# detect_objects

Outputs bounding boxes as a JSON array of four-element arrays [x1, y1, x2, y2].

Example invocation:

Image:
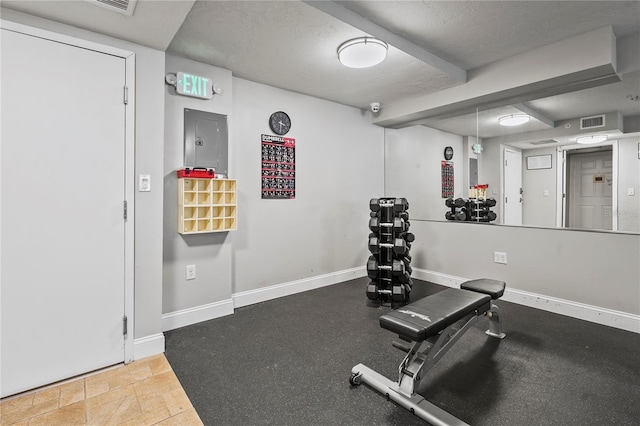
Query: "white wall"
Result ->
[[231, 78, 384, 294], [385, 125, 463, 221], [163, 55, 234, 319], [1, 9, 166, 344], [617, 137, 640, 233], [522, 146, 557, 227]]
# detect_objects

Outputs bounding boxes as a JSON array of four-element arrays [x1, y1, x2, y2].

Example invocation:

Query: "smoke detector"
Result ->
[[87, 0, 137, 16]]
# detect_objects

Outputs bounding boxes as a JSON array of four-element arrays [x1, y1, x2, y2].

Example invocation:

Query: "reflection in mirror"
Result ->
[[384, 70, 640, 234]]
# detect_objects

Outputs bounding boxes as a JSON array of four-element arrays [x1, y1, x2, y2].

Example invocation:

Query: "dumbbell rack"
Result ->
[[366, 198, 414, 306], [445, 197, 497, 223]]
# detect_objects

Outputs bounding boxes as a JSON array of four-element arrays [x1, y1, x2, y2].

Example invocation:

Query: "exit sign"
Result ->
[[176, 72, 212, 99]]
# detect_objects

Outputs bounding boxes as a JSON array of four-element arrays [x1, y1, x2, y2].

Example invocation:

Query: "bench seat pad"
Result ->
[[460, 278, 506, 299], [380, 289, 491, 341]]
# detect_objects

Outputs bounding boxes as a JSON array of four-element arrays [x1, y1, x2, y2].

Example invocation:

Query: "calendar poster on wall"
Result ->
[[261, 134, 296, 199], [441, 160, 454, 198]]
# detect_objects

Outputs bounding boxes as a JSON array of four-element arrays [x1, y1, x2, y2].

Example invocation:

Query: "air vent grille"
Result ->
[[580, 114, 605, 130], [88, 0, 137, 15], [530, 139, 558, 146]]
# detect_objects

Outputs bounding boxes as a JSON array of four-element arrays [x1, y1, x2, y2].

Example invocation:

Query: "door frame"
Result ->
[[556, 140, 618, 231], [1, 20, 136, 363]]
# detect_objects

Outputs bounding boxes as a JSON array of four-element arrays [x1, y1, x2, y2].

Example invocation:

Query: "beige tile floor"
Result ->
[[0, 354, 203, 426]]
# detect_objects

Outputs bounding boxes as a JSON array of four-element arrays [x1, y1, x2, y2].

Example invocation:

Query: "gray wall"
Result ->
[[2, 9, 166, 340], [163, 54, 234, 314], [409, 220, 640, 315], [385, 125, 463, 221], [231, 78, 384, 294]]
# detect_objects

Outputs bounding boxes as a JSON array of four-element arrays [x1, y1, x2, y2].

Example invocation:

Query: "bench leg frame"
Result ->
[[351, 363, 469, 426], [351, 302, 506, 425]]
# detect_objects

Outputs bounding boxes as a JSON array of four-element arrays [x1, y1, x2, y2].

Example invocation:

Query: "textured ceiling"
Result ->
[[3, 0, 639, 144]]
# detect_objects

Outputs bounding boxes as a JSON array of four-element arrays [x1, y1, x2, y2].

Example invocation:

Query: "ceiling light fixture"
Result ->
[[337, 37, 388, 68], [576, 135, 608, 144], [498, 114, 530, 126]]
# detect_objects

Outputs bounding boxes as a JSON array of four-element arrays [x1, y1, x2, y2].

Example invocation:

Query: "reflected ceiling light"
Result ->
[[576, 135, 608, 144], [498, 114, 530, 126], [337, 37, 388, 68]]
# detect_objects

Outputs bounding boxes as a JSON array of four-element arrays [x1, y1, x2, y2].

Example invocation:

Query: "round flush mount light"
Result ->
[[337, 37, 388, 68], [576, 135, 608, 144], [498, 114, 530, 126]]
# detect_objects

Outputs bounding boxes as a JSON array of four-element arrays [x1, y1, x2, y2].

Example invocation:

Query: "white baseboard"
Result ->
[[162, 299, 234, 332], [233, 267, 366, 308], [413, 268, 640, 334], [133, 333, 165, 360]]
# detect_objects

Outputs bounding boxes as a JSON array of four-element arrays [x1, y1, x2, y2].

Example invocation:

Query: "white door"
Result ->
[[503, 148, 523, 225], [566, 150, 613, 230], [1, 29, 127, 397]]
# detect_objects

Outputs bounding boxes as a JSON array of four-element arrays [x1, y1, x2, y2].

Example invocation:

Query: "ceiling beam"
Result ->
[[303, 0, 467, 82], [513, 103, 555, 128]]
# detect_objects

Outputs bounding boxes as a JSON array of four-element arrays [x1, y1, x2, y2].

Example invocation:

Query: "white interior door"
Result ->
[[503, 148, 523, 225], [1, 29, 127, 397], [566, 150, 613, 230]]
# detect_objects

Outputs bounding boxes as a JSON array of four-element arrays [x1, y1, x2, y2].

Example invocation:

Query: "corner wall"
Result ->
[[231, 78, 384, 296], [162, 55, 234, 328]]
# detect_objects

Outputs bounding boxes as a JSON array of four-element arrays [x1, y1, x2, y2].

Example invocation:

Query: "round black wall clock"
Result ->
[[444, 146, 454, 160], [269, 111, 291, 135]]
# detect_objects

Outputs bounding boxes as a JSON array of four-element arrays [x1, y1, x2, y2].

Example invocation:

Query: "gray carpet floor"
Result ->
[[164, 278, 640, 425]]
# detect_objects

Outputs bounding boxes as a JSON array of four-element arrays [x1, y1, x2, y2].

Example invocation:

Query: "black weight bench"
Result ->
[[350, 279, 506, 426]]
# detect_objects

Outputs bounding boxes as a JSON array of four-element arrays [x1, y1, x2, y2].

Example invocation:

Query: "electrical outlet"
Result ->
[[494, 252, 508, 264], [186, 264, 196, 280]]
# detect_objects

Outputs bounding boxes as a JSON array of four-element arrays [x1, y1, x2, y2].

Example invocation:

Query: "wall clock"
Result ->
[[269, 111, 291, 135], [444, 146, 454, 160]]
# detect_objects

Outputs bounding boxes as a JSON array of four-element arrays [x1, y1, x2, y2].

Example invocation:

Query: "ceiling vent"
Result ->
[[87, 0, 137, 16], [530, 139, 558, 146], [580, 114, 605, 130]]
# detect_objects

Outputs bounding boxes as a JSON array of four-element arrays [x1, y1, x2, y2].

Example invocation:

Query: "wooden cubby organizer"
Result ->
[[178, 178, 237, 234]]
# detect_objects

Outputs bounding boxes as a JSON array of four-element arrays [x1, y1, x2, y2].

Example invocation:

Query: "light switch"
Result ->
[[139, 174, 151, 192], [628, 188, 635, 196], [543, 189, 549, 197]]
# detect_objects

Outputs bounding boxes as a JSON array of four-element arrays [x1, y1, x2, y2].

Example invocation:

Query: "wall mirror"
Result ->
[[385, 70, 640, 234]]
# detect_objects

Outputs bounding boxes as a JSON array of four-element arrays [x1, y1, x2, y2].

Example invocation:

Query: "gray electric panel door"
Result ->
[[184, 109, 228, 176], [469, 158, 478, 187]]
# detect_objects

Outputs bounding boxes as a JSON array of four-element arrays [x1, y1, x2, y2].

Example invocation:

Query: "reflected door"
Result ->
[[504, 149, 523, 225], [566, 149, 613, 230]]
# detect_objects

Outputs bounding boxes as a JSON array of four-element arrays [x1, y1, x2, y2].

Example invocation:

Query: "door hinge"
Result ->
[[123, 315, 128, 336], [123, 86, 129, 105], [505, 196, 508, 203], [123, 200, 128, 220]]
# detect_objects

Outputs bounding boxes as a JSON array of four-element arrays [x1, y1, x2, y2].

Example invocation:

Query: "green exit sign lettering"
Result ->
[[176, 72, 212, 99]]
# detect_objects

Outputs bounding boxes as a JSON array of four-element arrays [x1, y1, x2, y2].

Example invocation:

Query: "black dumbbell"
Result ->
[[487, 211, 497, 221], [445, 198, 466, 208], [391, 259, 405, 275], [393, 198, 409, 213], [445, 211, 455, 220], [369, 211, 377, 218], [393, 238, 408, 255], [392, 218, 406, 233], [366, 282, 379, 300], [369, 198, 380, 212], [368, 237, 379, 254], [396, 271, 411, 284], [369, 217, 380, 232], [484, 198, 497, 207], [366, 256, 379, 279], [392, 284, 407, 302], [404, 232, 415, 243]]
